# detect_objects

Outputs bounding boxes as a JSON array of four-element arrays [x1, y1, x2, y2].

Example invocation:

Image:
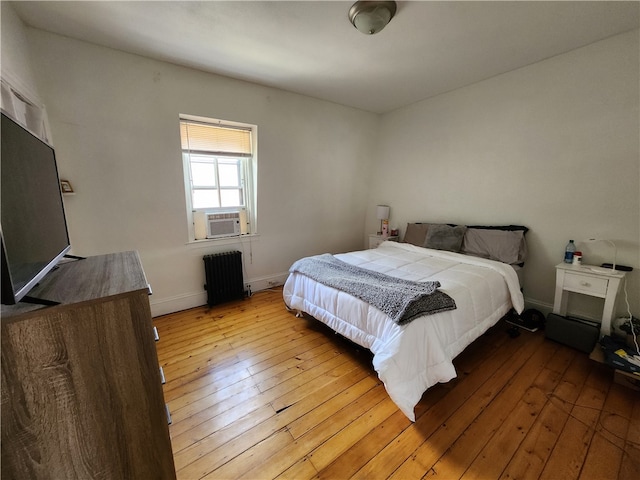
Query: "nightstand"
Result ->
[[553, 263, 626, 336], [368, 234, 399, 249]]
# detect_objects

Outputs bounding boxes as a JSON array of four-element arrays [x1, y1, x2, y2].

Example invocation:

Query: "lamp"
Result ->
[[376, 204, 390, 235], [582, 238, 617, 273], [348, 1, 397, 35]]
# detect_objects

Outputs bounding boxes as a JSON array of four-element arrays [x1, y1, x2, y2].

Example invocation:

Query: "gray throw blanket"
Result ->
[[290, 254, 456, 325]]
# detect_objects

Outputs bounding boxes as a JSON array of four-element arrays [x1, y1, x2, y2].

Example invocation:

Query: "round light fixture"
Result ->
[[348, 1, 397, 35]]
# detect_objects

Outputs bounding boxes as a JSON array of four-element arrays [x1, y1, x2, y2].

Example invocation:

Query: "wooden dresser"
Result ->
[[1, 251, 176, 479]]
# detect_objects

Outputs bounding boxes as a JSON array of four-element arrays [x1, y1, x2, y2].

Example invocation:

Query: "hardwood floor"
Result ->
[[154, 288, 640, 480]]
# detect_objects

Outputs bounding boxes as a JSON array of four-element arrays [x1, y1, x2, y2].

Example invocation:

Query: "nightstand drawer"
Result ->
[[564, 273, 608, 296]]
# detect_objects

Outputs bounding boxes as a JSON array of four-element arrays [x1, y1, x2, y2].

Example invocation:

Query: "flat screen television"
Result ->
[[1, 111, 71, 305]]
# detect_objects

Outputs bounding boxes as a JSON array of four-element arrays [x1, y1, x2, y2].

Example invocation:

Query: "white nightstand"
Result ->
[[553, 263, 626, 336], [368, 234, 399, 249]]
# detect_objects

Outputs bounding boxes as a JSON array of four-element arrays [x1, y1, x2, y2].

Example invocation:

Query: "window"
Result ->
[[188, 154, 243, 209], [180, 115, 257, 239], [1, 78, 50, 142]]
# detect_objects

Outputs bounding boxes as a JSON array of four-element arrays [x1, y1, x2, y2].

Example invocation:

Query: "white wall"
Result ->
[[369, 30, 640, 319], [3, 4, 638, 321], [0, 2, 40, 100], [21, 28, 378, 316]]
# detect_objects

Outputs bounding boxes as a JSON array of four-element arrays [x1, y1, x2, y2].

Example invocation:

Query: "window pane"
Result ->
[[220, 189, 243, 207], [218, 162, 239, 187], [193, 190, 219, 209], [191, 162, 217, 187]]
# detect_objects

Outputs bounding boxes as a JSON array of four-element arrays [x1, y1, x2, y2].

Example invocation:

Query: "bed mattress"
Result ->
[[283, 241, 524, 421]]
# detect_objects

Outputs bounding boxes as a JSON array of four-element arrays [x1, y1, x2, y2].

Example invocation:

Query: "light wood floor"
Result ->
[[154, 288, 640, 480]]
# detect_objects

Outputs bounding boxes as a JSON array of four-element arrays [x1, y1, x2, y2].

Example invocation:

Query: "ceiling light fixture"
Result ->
[[348, 1, 397, 35]]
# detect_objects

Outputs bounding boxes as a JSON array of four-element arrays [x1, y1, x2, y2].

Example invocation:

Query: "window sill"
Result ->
[[186, 233, 259, 248]]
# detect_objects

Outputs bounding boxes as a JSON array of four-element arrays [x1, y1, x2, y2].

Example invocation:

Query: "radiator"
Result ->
[[203, 251, 244, 306]]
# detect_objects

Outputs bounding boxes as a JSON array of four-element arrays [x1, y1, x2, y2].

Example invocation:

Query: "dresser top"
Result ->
[[555, 262, 625, 278], [2, 251, 149, 319]]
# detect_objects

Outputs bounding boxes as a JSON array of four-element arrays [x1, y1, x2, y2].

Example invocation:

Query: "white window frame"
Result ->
[[1, 76, 51, 143], [180, 114, 258, 242], [187, 154, 245, 210]]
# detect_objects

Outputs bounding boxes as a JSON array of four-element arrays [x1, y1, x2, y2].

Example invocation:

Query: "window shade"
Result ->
[[180, 120, 252, 157]]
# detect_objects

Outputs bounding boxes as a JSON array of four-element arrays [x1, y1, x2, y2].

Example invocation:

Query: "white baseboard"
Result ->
[[150, 272, 290, 318], [245, 272, 289, 295], [523, 297, 553, 316], [154, 281, 569, 322], [150, 291, 207, 318]]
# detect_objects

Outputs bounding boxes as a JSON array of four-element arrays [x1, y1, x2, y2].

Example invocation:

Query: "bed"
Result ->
[[283, 223, 527, 421]]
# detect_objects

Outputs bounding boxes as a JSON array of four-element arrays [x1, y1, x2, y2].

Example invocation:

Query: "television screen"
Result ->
[[1, 112, 71, 304]]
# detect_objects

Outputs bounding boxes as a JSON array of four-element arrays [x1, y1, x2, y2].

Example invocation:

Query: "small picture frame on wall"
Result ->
[[60, 180, 75, 195]]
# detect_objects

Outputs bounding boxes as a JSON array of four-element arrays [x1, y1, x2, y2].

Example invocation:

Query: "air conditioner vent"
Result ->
[[194, 209, 248, 239]]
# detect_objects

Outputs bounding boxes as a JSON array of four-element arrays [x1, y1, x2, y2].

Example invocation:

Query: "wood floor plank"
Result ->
[[179, 382, 386, 480], [170, 356, 369, 452], [307, 396, 400, 472], [268, 355, 364, 413], [174, 369, 374, 475], [273, 457, 318, 480], [160, 317, 309, 375], [161, 324, 324, 393], [619, 395, 640, 480], [172, 361, 369, 455], [156, 299, 283, 353], [169, 375, 259, 424], [254, 344, 341, 393], [498, 347, 583, 480], [315, 409, 411, 480], [460, 361, 564, 479], [363, 330, 544, 480], [538, 359, 611, 480], [153, 288, 639, 480], [239, 384, 391, 479], [285, 376, 380, 439], [580, 382, 635, 479], [168, 382, 267, 440], [175, 413, 286, 479], [172, 404, 276, 470], [388, 331, 551, 480], [158, 313, 287, 366], [159, 301, 301, 353], [164, 364, 253, 406], [202, 428, 295, 480], [248, 337, 335, 377]]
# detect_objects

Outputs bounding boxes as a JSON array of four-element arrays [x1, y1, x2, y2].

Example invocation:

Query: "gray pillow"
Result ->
[[424, 224, 467, 252], [403, 223, 430, 246], [461, 228, 525, 265]]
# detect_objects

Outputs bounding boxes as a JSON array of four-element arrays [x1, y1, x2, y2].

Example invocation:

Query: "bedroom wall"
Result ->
[[369, 29, 640, 320], [0, 3, 39, 99], [19, 26, 378, 316], [4, 5, 638, 322]]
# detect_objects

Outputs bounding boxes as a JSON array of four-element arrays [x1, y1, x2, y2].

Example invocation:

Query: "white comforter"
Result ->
[[283, 241, 524, 421]]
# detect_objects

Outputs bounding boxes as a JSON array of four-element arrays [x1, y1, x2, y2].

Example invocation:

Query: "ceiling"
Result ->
[[11, 1, 640, 114]]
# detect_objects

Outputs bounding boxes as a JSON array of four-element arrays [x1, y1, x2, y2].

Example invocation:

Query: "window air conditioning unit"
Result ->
[[194, 210, 248, 239]]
